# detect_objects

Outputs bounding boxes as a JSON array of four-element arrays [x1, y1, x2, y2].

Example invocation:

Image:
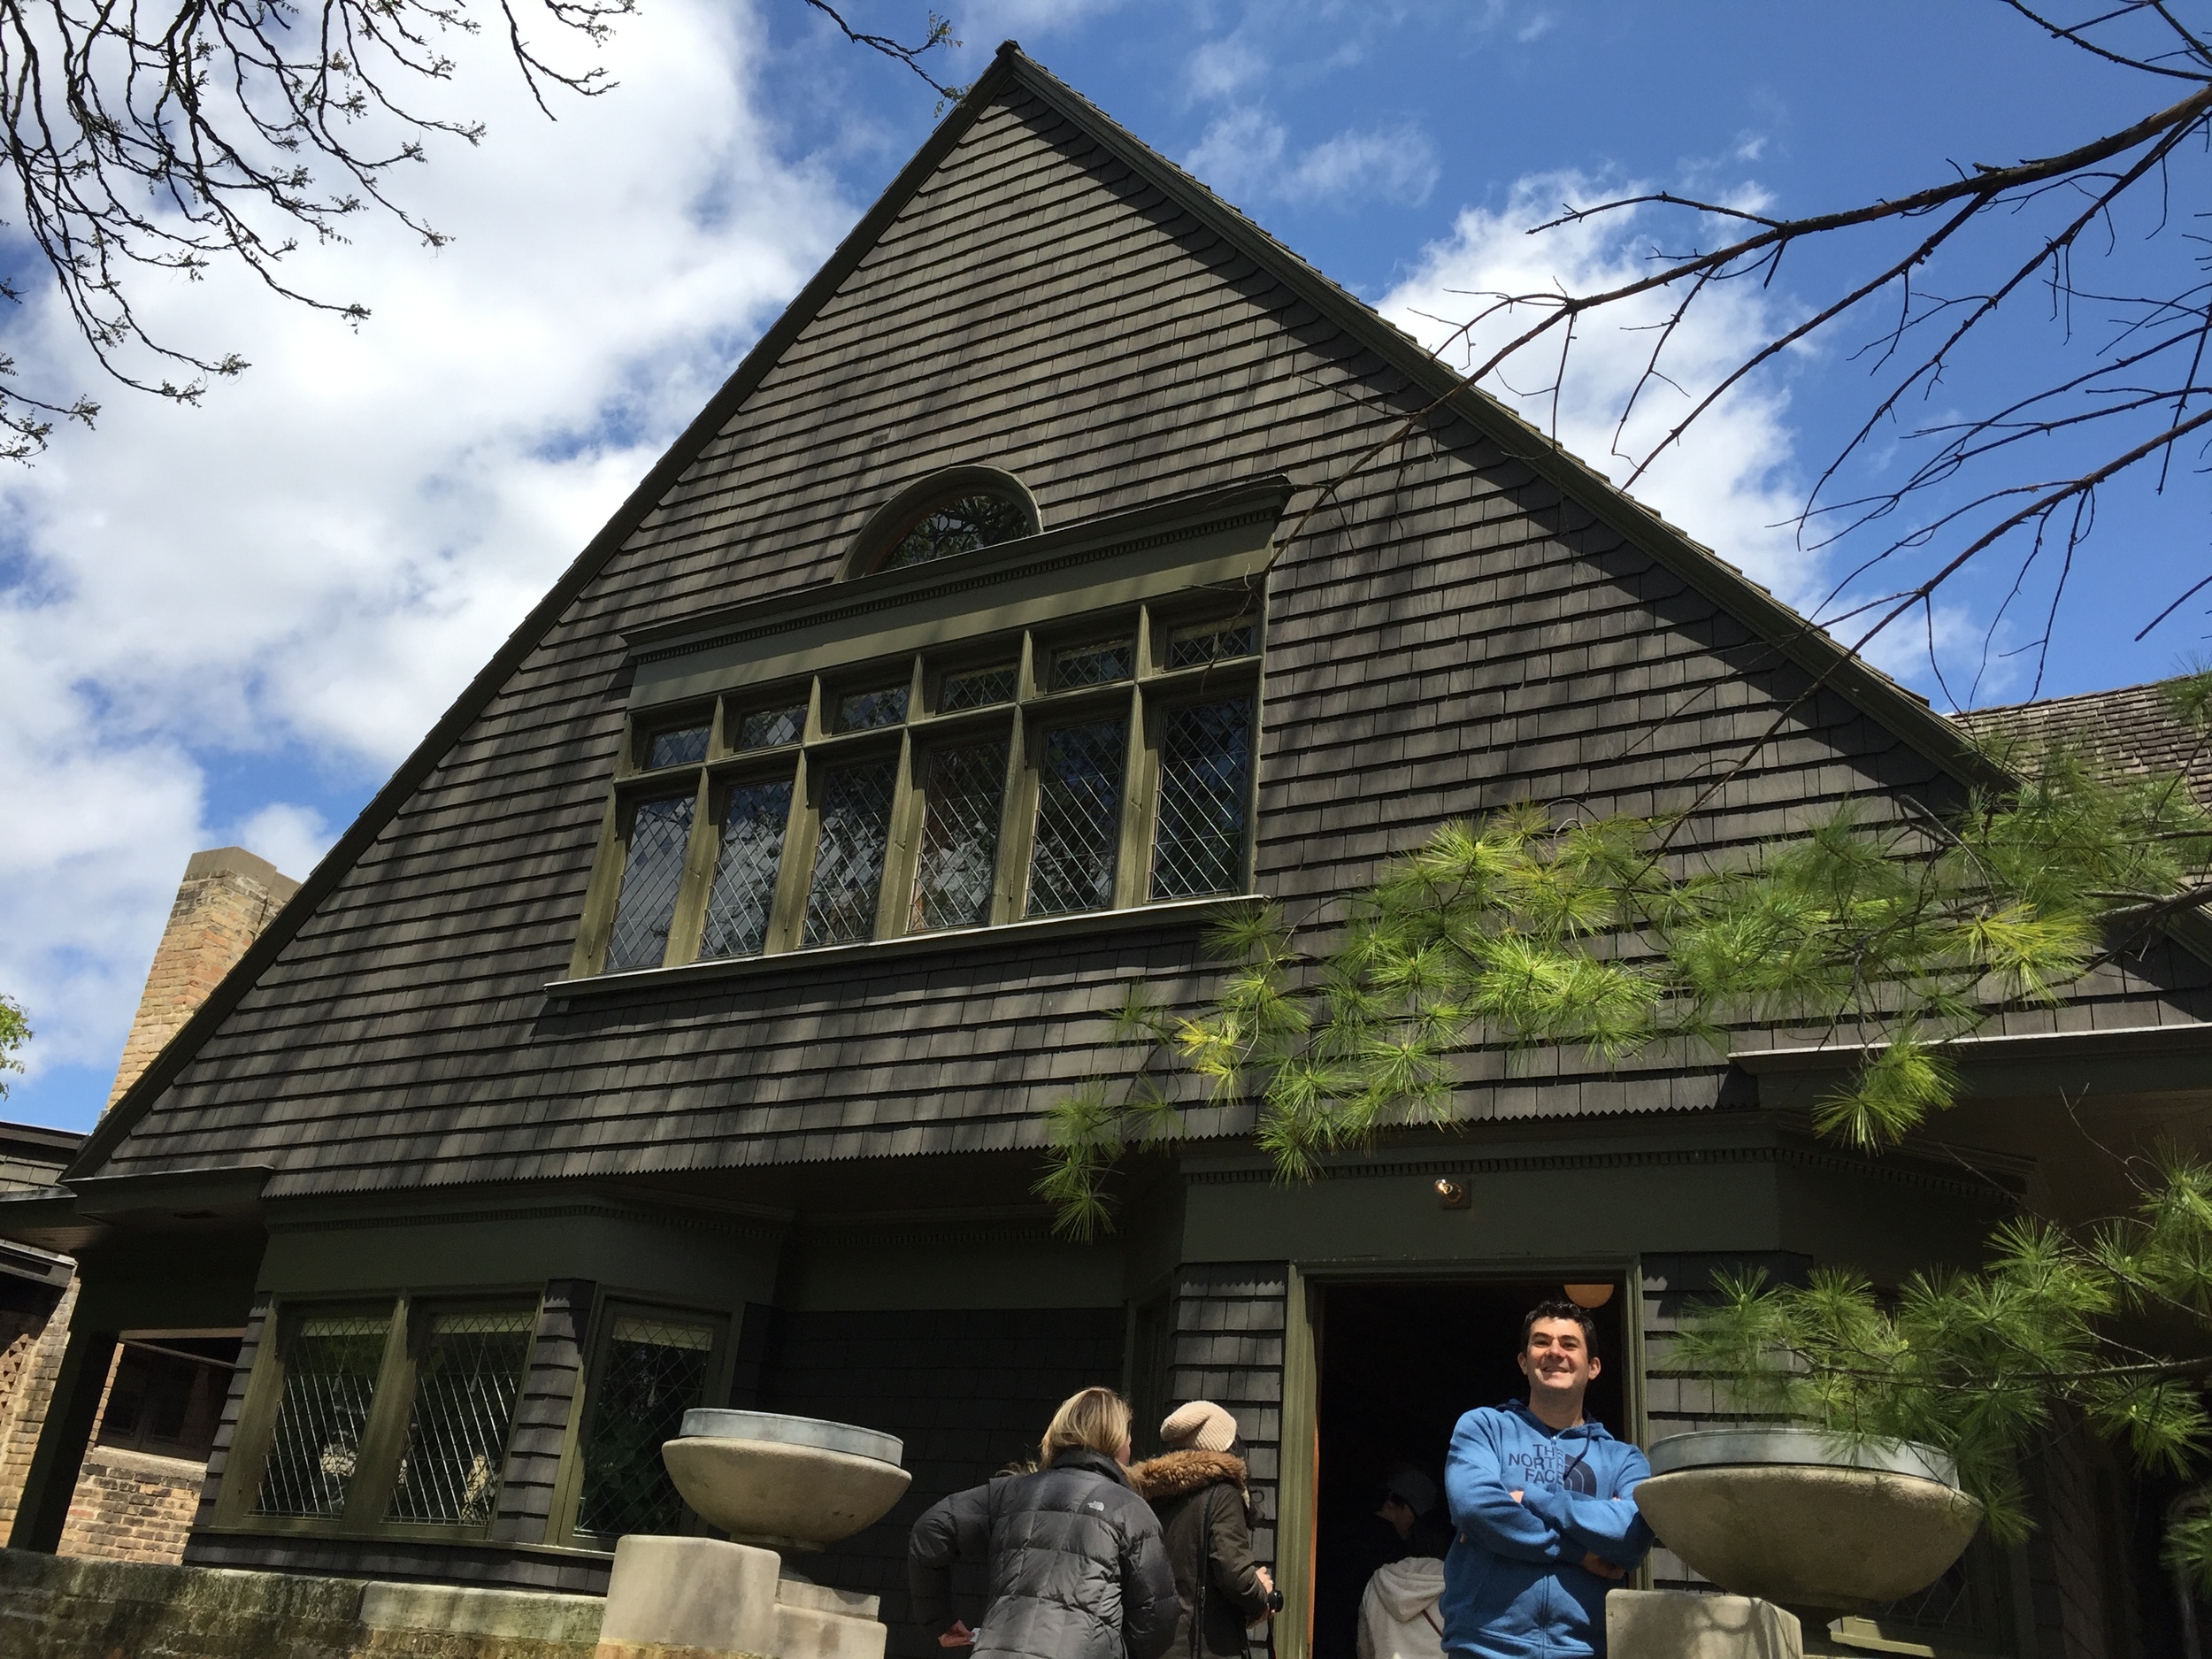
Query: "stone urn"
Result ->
[[660, 1408, 913, 1551], [1634, 1428, 1983, 1609]]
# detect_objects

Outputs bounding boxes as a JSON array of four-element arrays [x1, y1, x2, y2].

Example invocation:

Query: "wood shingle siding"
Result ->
[[73, 50, 2212, 1201]]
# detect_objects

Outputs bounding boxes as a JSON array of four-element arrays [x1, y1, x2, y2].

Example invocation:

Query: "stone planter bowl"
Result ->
[[1634, 1429, 1982, 1609], [661, 1409, 912, 1552]]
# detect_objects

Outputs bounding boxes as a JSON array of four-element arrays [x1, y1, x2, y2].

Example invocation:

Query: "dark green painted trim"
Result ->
[[545, 888, 1252, 998], [65, 49, 1034, 1187]]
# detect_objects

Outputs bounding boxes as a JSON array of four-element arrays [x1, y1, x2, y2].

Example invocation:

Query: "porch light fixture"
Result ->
[[1563, 1283, 1616, 1309], [1433, 1178, 1468, 1210]]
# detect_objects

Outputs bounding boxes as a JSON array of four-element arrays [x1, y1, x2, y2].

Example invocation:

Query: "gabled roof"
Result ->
[[63, 46, 2205, 1197], [1960, 678, 2212, 801]]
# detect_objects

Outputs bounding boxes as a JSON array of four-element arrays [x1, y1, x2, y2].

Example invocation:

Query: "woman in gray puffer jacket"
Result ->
[[909, 1387, 1179, 1659]]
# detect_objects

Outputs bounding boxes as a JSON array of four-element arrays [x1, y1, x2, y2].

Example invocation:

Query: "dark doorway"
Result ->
[[1309, 1278, 1629, 1659]]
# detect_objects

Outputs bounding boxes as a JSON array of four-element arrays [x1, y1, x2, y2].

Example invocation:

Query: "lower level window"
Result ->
[[575, 1314, 716, 1540], [253, 1313, 389, 1518], [387, 1310, 534, 1526]]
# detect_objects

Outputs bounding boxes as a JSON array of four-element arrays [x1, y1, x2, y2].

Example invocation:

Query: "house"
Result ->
[[1, 43, 2204, 1659]]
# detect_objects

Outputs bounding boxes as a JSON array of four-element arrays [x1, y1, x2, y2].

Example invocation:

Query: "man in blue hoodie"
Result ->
[[1440, 1299, 1653, 1658]]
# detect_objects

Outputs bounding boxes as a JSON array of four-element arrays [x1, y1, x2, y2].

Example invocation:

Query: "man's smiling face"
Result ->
[[1517, 1316, 1599, 1413]]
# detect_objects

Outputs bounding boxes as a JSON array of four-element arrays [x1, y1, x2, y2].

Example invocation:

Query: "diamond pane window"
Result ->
[[913, 740, 1008, 930], [605, 795, 696, 972], [1152, 697, 1254, 901], [941, 664, 1017, 711], [647, 725, 710, 770], [699, 780, 792, 960], [252, 1313, 390, 1518], [881, 492, 1029, 571], [386, 1310, 534, 1526], [1028, 718, 1127, 916], [804, 759, 899, 945], [737, 703, 806, 750], [576, 1317, 714, 1540], [836, 686, 909, 732], [1050, 640, 1133, 692], [1166, 619, 1257, 670]]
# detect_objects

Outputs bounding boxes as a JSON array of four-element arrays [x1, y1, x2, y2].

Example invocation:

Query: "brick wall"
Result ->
[[0, 1278, 76, 1538], [107, 847, 300, 1109], [56, 1447, 202, 1564]]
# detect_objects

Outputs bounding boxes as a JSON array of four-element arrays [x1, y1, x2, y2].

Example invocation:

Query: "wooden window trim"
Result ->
[[573, 591, 1266, 979]]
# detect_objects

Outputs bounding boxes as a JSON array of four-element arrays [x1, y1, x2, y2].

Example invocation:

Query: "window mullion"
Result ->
[[662, 772, 718, 968], [991, 713, 1031, 926], [876, 729, 921, 938], [569, 793, 629, 979], [765, 750, 817, 953], [1114, 682, 1154, 908], [337, 1295, 417, 1529]]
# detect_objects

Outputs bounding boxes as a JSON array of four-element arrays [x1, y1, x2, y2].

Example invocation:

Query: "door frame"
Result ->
[[1271, 1256, 1646, 1659]]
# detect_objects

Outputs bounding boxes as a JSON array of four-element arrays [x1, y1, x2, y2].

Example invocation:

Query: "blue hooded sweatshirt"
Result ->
[[1440, 1401, 1654, 1659]]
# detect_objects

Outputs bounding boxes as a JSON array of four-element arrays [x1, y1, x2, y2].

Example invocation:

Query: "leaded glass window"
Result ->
[[737, 703, 805, 750], [605, 795, 696, 972], [1051, 640, 1133, 691], [914, 739, 1008, 930], [253, 1313, 390, 1518], [387, 1310, 534, 1525], [647, 724, 710, 770], [576, 1317, 714, 1540], [1029, 718, 1127, 916], [942, 664, 1017, 711], [1166, 618, 1257, 669], [804, 759, 899, 945], [699, 780, 792, 960], [1152, 697, 1254, 901], [881, 493, 1029, 571], [837, 686, 909, 732]]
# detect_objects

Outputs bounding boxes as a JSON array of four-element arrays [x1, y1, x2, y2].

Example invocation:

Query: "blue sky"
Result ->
[[4, 0, 2204, 1131]]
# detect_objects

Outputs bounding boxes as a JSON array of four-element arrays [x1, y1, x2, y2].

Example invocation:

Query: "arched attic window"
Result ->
[[841, 466, 1041, 579]]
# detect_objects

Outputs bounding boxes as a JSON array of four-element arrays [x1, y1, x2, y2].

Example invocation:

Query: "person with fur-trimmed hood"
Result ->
[[1128, 1401, 1277, 1659]]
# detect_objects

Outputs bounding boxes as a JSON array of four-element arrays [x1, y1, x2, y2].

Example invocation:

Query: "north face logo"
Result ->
[[1087, 1501, 1106, 1511]]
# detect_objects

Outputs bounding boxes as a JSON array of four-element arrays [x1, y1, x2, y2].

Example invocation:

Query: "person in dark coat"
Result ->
[[910, 1386, 1179, 1659], [1128, 1399, 1275, 1659]]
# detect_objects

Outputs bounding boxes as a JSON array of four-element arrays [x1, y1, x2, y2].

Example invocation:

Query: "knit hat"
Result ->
[[1161, 1400, 1240, 1453]]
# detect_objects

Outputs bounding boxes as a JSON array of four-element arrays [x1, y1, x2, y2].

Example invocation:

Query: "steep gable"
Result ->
[[73, 48, 2212, 1199]]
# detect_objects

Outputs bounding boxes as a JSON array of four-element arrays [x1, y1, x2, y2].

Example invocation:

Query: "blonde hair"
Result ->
[[1040, 1386, 1132, 1467]]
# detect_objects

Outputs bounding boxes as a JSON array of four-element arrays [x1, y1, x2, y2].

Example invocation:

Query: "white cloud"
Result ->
[[1186, 35, 1267, 101], [227, 804, 336, 886], [1185, 108, 1438, 210], [1379, 170, 1818, 610], [0, 0, 847, 1116]]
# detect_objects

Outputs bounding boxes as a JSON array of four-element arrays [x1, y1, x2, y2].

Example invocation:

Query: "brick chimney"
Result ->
[[106, 848, 301, 1111]]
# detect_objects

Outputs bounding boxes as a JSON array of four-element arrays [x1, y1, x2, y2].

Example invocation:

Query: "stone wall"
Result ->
[[0, 1548, 606, 1659], [0, 1277, 75, 1538]]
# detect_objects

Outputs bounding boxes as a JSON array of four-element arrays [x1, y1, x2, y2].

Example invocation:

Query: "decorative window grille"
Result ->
[[1166, 618, 1256, 670], [575, 1317, 715, 1540], [646, 725, 710, 770], [1028, 719, 1127, 916], [941, 664, 1017, 711], [1152, 697, 1254, 900], [386, 1310, 534, 1526], [699, 780, 792, 961], [737, 703, 806, 750], [882, 493, 1029, 570], [605, 795, 695, 972], [804, 760, 899, 945], [252, 1314, 390, 1518], [1050, 640, 1133, 691], [913, 740, 1008, 930], [836, 686, 909, 732]]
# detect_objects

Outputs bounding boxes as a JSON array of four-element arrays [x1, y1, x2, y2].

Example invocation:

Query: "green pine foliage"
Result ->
[[1037, 671, 2212, 1581]]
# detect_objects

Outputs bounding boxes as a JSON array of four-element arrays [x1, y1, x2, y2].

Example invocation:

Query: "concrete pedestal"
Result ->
[[1608, 1589, 1802, 1659], [595, 1536, 886, 1659]]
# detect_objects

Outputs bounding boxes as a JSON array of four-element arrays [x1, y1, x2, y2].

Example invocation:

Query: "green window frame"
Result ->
[[213, 1294, 538, 1542], [574, 597, 1263, 975]]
